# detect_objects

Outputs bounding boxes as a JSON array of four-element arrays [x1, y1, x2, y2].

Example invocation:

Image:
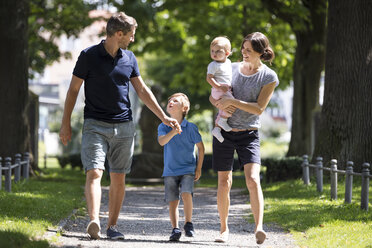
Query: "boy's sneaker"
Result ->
[[169, 228, 181, 241], [86, 219, 101, 239], [212, 127, 224, 143], [107, 225, 125, 240], [184, 222, 195, 237]]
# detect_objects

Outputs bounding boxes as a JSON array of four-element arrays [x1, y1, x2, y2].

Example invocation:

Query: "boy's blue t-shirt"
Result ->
[[158, 119, 202, 177]]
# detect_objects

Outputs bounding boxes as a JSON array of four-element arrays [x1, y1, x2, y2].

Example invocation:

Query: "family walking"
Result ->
[[59, 11, 278, 245]]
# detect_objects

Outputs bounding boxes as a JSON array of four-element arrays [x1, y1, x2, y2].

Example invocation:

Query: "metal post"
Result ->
[[302, 155, 310, 185], [5, 157, 12, 192], [361, 163, 370, 210], [316, 157, 323, 192], [345, 161, 353, 204], [0, 157, 2, 190], [44, 153, 47, 169], [14, 154, 21, 183], [330, 159, 338, 200], [23, 152, 30, 180]]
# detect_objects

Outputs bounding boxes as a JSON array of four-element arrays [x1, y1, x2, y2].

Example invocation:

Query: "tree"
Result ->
[[0, 1, 30, 159], [261, 0, 327, 157], [28, 0, 96, 78], [313, 0, 372, 170], [111, 0, 295, 115], [0, 0, 97, 170]]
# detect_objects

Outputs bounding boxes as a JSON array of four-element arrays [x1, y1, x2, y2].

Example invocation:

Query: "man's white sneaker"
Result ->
[[86, 220, 101, 239]]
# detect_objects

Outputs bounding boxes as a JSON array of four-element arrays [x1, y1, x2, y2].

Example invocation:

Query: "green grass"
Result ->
[[0, 159, 86, 248], [263, 178, 372, 248]]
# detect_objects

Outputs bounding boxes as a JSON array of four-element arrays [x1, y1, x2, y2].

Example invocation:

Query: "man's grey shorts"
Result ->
[[164, 174, 195, 202], [81, 118, 135, 174]]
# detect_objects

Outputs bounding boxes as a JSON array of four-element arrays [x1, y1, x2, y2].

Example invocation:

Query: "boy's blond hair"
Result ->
[[210, 36, 232, 54], [168, 93, 190, 118]]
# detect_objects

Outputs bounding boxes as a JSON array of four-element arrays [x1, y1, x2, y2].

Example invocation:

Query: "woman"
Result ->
[[210, 32, 279, 245]]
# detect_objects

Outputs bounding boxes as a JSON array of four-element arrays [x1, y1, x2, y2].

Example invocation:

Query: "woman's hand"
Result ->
[[216, 97, 236, 114]]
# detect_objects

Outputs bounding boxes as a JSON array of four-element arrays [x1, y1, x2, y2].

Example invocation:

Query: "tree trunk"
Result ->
[[313, 0, 372, 170], [261, 0, 327, 157], [0, 1, 30, 161], [286, 0, 327, 157], [286, 30, 325, 156]]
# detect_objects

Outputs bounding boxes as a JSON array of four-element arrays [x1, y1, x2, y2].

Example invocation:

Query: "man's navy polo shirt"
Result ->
[[73, 40, 140, 123], [158, 119, 202, 177]]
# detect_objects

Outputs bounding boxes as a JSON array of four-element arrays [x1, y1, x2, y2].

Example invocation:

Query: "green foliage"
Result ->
[[110, 0, 295, 115], [56, 153, 83, 170], [264, 179, 372, 248], [262, 156, 302, 182], [0, 167, 86, 247], [261, 138, 289, 159], [28, 0, 97, 78]]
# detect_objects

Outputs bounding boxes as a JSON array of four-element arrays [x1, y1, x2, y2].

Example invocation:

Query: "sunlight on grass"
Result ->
[[0, 165, 86, 247], [263, 179, 372, 248]]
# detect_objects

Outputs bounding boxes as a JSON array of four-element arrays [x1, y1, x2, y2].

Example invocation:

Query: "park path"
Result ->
[[49, 186, 296, 248]]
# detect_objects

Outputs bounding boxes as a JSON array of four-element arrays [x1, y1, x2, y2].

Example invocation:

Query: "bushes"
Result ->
[[262, 156, 302, 182], [56, 153, 83, 170]]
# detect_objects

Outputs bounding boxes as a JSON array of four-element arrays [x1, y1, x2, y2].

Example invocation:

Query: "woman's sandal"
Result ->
[[255, 230, 267, 244]]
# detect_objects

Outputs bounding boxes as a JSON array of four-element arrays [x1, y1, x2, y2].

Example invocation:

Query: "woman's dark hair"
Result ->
[[106, 12, 138, 37], [241, 32, 275, 63]]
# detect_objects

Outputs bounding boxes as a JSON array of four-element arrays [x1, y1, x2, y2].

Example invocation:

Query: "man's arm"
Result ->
[[59, 75, 84, 146], [158, 129, 178, 146], [131, 76, 181, 133], [194, 141, 205, 181], [215, 81, 277, 116]]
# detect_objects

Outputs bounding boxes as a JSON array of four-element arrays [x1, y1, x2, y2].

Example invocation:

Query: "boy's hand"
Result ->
[[194, 169, 202, 181], [163, 116, 182, 134]]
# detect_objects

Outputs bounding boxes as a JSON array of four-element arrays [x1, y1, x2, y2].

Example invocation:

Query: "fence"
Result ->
[[0, 153, 30, 192], [301, 155, 371, 210]]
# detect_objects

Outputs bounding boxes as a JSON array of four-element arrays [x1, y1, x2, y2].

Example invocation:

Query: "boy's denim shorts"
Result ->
[[164, 174, 194, 202], [81, 118, 135, 174]]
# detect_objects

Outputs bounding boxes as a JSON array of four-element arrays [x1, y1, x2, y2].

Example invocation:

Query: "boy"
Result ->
[[158, 93, 205, 241]]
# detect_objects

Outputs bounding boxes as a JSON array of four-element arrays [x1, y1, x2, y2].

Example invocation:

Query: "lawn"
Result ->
[[0, 158, 86, 248], [263, 178, 372, 248]]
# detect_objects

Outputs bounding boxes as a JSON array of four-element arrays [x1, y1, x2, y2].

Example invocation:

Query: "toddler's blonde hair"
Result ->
[[210, 36, 232, 54]]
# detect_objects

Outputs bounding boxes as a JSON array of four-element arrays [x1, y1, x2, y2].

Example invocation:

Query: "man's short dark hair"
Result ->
[[106, 12, 138, 37]]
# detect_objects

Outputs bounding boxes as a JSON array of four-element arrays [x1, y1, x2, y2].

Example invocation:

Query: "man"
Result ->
[[59, 12, 181, 240]]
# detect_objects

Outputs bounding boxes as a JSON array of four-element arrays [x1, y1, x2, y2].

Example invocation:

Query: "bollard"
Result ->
[[361, 163, 370, 210], [14, 154, 21, 183], [23, 152, 30, 179], [44, 153, 47, 169], [316, 157, 323, 192], [302, 155, 310, 185], [0, 157, 2, 190], [5, 157, 12, 192], [330, 159, 338, 200], [345, 161, 353, 204]]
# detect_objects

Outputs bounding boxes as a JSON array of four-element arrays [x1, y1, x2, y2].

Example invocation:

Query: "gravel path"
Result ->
[[49, 186, 296, 248]]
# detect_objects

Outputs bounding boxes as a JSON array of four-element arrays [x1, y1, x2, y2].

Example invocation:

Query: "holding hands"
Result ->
[[163, 116, 182, 134]]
